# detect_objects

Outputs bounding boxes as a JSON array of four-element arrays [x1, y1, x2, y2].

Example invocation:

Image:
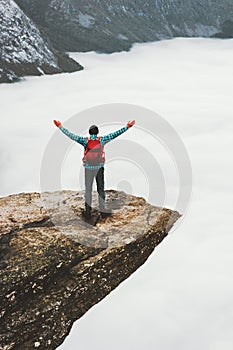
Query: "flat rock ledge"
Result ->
[[0, 190, 181, 349]]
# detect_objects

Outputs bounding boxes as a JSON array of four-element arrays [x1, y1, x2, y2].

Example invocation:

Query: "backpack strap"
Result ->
[[85, 137, 90, 149]]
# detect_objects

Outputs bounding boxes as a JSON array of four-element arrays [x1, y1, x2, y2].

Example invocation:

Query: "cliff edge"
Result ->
[[0, 190, 181, 349]]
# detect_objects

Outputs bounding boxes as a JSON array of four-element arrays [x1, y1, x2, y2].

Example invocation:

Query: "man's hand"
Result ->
[[53, 120, 62, 128], [127, 120, 135, 128]]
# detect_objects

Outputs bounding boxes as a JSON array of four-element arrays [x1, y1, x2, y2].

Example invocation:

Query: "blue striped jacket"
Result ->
[[60, 125, 129, 169]]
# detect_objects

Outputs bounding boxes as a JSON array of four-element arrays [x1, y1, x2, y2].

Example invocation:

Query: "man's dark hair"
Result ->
[[89, 125, 99, 135]]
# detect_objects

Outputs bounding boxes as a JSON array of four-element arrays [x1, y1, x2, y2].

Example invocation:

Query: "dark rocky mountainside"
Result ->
[[15, 0, 233, 53], [1, 0, 232, 83], [0, 0, 82, 83], [212, 20, 233, 38], [0, 190, 180, 349]]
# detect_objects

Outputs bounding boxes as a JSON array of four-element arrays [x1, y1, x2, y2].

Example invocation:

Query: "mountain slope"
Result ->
[[15, 0, 233, 53], [0, 0, 82, 83]]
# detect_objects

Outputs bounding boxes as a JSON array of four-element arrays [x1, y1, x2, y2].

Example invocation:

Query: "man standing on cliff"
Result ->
[[53, 119, 135, 218]]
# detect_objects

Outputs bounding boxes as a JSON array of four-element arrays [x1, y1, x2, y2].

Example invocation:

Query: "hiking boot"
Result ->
[[82, 209, 91, 220]]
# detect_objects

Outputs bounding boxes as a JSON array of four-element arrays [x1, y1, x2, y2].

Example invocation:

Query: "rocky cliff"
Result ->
[[15, 0, 233, 53], [0, 0, 82, 83], [0, 190, 180, 349]]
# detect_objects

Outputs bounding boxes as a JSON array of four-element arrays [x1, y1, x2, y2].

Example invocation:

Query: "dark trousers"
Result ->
[[85, 167, 105, 212]]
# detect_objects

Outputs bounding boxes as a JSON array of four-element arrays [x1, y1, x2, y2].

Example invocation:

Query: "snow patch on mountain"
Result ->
[[117, 34, 128, 40], [194, 24, 218, 37], [78, 12, 95, 28]]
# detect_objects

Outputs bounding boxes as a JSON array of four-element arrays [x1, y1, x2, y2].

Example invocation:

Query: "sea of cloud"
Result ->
[[0, 37, 233, 349]]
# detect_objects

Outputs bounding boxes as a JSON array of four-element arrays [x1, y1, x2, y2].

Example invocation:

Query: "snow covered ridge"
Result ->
[[0, 0, 82, 83], [14, 0, 233, 53]]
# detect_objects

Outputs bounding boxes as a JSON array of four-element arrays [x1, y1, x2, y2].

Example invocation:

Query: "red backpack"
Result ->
[[83, 137, 105, 166]]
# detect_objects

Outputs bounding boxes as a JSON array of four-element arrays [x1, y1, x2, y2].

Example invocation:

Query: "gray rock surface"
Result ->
[[0, 190, 180, 349], [15, 0, 233, 53], [213, 20, 233, 38], [0, 0, 82, 83]]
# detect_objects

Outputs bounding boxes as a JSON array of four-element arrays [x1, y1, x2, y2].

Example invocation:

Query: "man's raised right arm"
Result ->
[[53, 120, 87, 147]]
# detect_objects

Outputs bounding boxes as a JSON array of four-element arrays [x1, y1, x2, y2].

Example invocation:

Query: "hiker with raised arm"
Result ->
[[53, 119, 135, 219]]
